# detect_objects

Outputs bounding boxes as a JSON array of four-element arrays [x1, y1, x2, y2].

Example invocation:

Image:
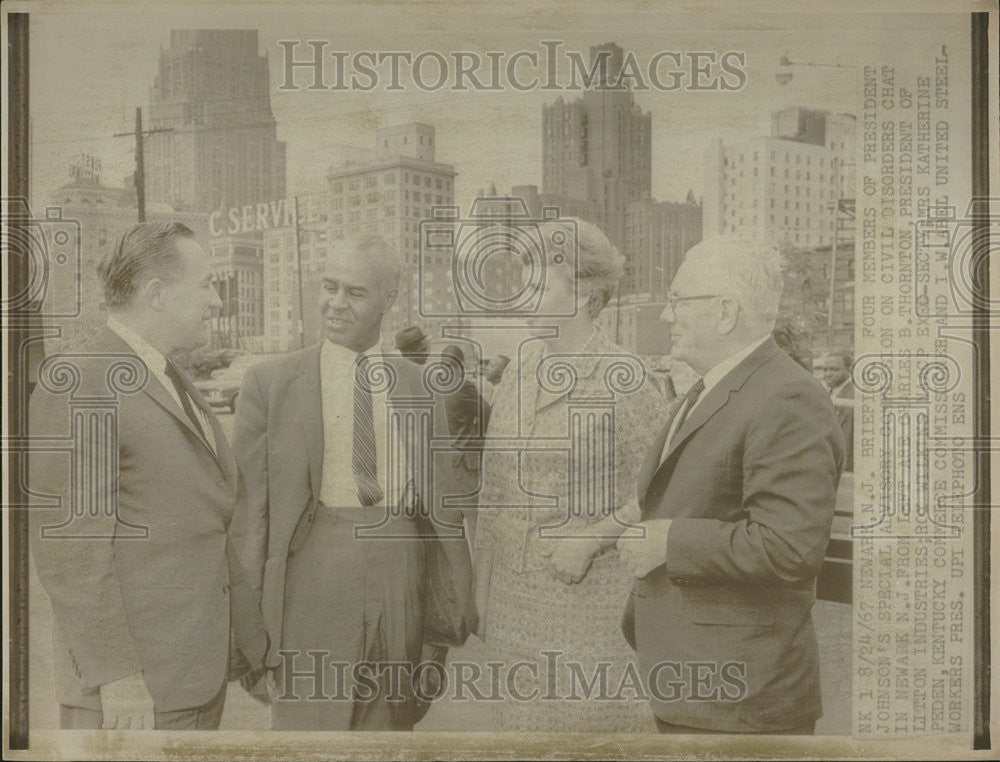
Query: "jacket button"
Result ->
[[216, 478, 227, 488], [222, 584, 229, 595]]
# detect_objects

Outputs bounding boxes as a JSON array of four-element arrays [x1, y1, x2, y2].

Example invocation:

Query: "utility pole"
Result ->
[[113, 107, 172, 222], [293, 195, 306, 348]]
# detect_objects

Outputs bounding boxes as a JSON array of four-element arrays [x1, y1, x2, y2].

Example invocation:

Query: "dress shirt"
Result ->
[[106, 315, 215, 453], [318, 339, 405, 510]]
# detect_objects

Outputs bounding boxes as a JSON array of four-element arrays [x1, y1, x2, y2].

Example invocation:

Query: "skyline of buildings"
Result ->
[[43, 31, 855, 362]]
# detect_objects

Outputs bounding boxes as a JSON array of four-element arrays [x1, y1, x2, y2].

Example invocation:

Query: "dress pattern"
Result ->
[[474, 330, 667, 732]]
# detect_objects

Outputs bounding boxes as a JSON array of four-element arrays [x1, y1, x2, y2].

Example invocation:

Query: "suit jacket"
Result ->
[[229, 342, 476, 666], [29, 325, 269, 712], [443, 379, 491, 489], [623, 338, 844, 732]]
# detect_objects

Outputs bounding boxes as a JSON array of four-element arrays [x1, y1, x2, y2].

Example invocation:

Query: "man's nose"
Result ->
[[327, 289, 349, 310]]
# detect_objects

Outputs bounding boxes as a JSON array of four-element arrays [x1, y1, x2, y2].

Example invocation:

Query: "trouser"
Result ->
[[58, 681, 227, 730], [272, 504, 423, 731], [654, 716, 816, 735]]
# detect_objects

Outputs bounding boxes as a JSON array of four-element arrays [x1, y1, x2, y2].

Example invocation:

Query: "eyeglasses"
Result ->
[[664, 293, 721, 310]]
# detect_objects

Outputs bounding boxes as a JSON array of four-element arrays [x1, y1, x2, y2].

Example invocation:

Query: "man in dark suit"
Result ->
[[618, 235, 844, 735], [29, 221, 270, 729], [439, 345, 491, 544], [231, 234, 476, 730], [817, 351, 855, 472]]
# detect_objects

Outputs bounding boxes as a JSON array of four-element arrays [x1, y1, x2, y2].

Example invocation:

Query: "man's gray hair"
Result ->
[[683, 235, 785, 329], [542, 217, 624, 319], [335, 233, 401, 293], [97, 221, 195, 307]]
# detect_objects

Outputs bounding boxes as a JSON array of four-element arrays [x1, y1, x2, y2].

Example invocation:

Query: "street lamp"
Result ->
[[774, 52, 853, 86]]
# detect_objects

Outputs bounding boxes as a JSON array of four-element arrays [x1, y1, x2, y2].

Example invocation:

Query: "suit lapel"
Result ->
[[643, 338, 782, 501], [635, 398, 682, 502], [298, 342, 325, 500], [95, 326, 222, 464]]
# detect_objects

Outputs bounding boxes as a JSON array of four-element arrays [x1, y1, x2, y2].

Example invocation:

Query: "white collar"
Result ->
[[321, 338, 382, 366], [106, 314, 171, 375], [699, 334, 771, 398]]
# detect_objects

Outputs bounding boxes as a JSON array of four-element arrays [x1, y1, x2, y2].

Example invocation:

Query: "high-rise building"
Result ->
[[703, 106, 856, 248], [623, 193, 702, 297], [205, 234, 266, 351], [260, 123, 457, 352], [542, 42, 652, 249], [145, 30, 286, 213]]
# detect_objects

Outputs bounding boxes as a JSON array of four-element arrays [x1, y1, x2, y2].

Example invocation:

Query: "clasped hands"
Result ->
[[537, 516, 673, 584], [537, 535, 602, 584]]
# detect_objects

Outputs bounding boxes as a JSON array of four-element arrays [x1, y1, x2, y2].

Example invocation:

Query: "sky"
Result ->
[[23, 3, 960, 216]]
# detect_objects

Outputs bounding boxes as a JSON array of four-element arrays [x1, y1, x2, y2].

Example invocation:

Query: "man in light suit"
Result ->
[[231, 234, 476, 730], [30, 222, 270, 729], [618, 236, 844, 735]]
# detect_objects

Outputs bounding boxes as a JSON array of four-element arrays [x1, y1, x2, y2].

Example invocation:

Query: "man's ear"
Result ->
[[382, 287, 398, 313], [717, 297, 740, 334], [139, 277, 165, 311]]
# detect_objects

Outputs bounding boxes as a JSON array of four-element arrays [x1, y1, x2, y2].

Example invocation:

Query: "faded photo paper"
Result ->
[[2, 1, 997, 759]]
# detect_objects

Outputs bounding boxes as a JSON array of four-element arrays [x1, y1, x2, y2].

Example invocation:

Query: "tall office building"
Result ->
[[145, 30, 286, 213], [261, 123, 457, 352], [542, 42, 652, 249], [703, 107, 856, 248], [623, 193, 702, 297]]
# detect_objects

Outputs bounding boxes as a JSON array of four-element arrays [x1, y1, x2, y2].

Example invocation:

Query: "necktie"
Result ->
[[164, 360, 207, 442], [661, 377, 705, 462], [353, 355, 383, 507]]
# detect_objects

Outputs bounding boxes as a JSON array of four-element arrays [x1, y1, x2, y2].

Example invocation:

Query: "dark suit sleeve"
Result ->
[[230, 366, 269, 597], [421, 384, 477, 646], [29, 382, 142, 689], [665, 379, 844, 586]]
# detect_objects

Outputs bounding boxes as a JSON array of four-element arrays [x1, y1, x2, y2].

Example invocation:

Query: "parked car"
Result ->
[[194, 355, 261, 413]]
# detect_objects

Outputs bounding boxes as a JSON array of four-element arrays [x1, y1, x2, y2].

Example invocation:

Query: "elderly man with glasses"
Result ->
[[618, 235, 845, 735]]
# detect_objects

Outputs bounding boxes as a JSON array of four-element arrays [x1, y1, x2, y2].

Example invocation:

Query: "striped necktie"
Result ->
[[353, 354, 383, 507]]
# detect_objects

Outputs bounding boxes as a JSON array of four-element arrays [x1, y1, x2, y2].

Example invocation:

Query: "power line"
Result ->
[[112, 107, 173, 222]]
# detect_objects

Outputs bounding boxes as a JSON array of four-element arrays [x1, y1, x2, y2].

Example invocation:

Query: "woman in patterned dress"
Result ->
[[474, 218, 667, 732]]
